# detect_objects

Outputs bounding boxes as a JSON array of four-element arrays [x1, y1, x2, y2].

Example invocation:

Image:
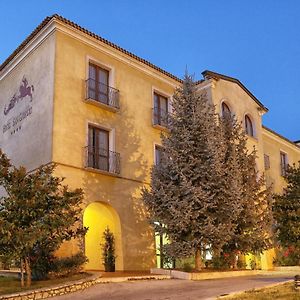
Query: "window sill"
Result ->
[[246, 134, 258, 143], [152, 123, 169, 132], [85, 98, 119, 112], [84, 167, 121, 177]]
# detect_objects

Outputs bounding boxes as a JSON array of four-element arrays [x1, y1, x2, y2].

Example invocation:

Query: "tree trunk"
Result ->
[[213, 247, 221, 258], [24, 257, 31, 287], [20, 259, 24, 287], [233, 254, 238, 269], [195, 248, 203, 271]]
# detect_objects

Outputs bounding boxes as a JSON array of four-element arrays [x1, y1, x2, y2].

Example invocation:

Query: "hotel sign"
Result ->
[[2, 77, 34, 135]]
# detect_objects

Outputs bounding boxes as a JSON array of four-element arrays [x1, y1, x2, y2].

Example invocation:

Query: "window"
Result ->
[[264, 154, 270, 170], [88, 126, 109, 171], [153, 92, 168, 127], [87, 63, 119, 109], [88, 63, 109, 104], [221, 102, 231, 118], [245, 115, 254, 137], [86, 126, 120, 174], [280, 152, 288, 176], [155, 145, 163, 165]]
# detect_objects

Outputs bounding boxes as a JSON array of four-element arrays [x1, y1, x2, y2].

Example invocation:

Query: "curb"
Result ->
[[0, 274, 170, 300], [150, 268, 299, 281], [216, 279, 294, 299], [97, 275, 170, 283], [151, 268, 261, 280]]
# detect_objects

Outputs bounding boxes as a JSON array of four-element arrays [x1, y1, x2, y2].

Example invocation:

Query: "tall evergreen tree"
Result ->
[[143, 74, 274, 270], [220, 116, 273, 257], [273, 162, 300, 250], [0, 150, 87, 286], [143, 75, 241, 269]]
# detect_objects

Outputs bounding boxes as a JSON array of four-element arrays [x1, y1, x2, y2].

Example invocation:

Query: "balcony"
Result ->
[[84, 146, 121, 175], [86, 78, 120, 110], [153, 107, 169, 128]]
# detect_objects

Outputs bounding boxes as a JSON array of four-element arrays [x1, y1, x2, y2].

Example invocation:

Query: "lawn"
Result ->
[[0, 273, 92, 296], [221, 282, 300, 300]]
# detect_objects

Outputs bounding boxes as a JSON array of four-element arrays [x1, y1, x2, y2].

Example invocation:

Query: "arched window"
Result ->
[[221, 102, 231, 118], [245, 115, 254, 137]]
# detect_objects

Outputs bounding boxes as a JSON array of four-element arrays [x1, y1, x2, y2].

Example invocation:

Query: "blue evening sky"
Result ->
[[1, 0, 299, 141]]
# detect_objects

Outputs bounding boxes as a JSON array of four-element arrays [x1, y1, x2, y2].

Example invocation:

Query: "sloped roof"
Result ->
[[0, 14, 182, 83], [262, 125, 300, 149], [201, 70, 268, 112]]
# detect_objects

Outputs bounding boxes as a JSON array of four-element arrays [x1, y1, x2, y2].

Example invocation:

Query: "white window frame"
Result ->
[[279, 150, 288, 176], [153, 143, 163, 165], [244, 113, 256, 138], [86, 55, 115, 88], [86, 121, 115, 153], [220, 99, 233, 118], [151, 87, 172, 129]]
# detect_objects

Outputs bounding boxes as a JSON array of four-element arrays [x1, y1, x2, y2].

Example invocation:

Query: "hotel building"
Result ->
[[0, 15, 299, 271]]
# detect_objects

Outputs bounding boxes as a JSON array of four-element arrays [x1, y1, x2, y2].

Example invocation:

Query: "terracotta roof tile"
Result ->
[[0, 14, 182, 83]]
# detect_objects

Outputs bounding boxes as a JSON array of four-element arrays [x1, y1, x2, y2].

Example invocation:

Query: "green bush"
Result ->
[[182, 262, 193, 272], [50, 253, 88, 278], [31, 249, 55, 280], [236, 258, 246, 269], [101, 227, 116, 272], [249, 258, 257, 270], [273, 247, 300, 266], [212, 254, 232, 269]]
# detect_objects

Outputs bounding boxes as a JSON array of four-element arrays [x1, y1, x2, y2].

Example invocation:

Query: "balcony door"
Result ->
[[88, 126, 109, 171], [154, 92, 168, 126], [89, 63, 109, 104]]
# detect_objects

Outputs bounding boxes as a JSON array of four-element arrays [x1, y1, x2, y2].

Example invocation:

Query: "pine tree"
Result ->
[[219, 116, 273, 259], [0, 150, 87, 286], [142, 74, 241, 270], [273, 162, 300, 251]]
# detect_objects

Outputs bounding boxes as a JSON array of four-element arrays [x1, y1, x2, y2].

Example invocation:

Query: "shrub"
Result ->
[[273, 246, 300, 266], [101, 227, 116, 272], [212, 253, 233, 269], [182, 262, 193, 272], [250, 258, 257, 270], [0, 256, 11, 270], [50, 253, 88, 278], [237, 258, 247, 269], [31, 249, 55, 280]]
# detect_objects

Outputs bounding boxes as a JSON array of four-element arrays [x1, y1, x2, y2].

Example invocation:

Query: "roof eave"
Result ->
[[0, 14, 182, 84], [201, 70, 268, 112]]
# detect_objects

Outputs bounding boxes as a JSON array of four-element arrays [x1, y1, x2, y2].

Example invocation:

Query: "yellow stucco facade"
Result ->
[[50, 27, 178, 270], [0, 15, 299, 271]]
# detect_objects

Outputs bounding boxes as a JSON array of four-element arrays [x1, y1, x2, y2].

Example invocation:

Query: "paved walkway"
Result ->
[[51, 275, 292, 300]]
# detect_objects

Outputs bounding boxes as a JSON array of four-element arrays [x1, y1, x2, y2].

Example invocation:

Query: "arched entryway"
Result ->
[[83, 202, 123, 270]]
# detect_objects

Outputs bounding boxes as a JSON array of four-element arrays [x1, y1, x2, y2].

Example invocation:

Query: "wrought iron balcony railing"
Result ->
[[153, 107, 169, 128], [86, 78, 120, 110], [84, 146, 120, 175]]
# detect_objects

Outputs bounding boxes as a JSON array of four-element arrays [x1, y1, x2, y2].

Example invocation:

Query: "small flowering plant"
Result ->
[[274, 246, 300, 266]]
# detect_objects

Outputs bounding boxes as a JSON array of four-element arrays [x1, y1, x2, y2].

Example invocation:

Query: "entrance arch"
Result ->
[[83, 202, 123, 270]]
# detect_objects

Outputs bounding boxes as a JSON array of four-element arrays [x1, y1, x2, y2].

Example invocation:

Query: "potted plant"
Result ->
[[101, 227, 116, 272]]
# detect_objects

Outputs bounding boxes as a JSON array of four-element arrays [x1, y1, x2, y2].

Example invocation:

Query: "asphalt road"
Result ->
[[51, 275, 292, 300]]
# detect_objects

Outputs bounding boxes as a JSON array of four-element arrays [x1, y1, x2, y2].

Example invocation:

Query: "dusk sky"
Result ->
[[1, 0, 299, 141]]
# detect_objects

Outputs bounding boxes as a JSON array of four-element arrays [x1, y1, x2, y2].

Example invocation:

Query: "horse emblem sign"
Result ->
[[2, 76, 35, 135], [4, 77, 34, 115]]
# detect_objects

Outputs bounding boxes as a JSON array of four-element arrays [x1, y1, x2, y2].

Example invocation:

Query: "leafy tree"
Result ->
[[0, 149, 87, 286], [142, 74, 241, 270], [273, 162, 300, 258]]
